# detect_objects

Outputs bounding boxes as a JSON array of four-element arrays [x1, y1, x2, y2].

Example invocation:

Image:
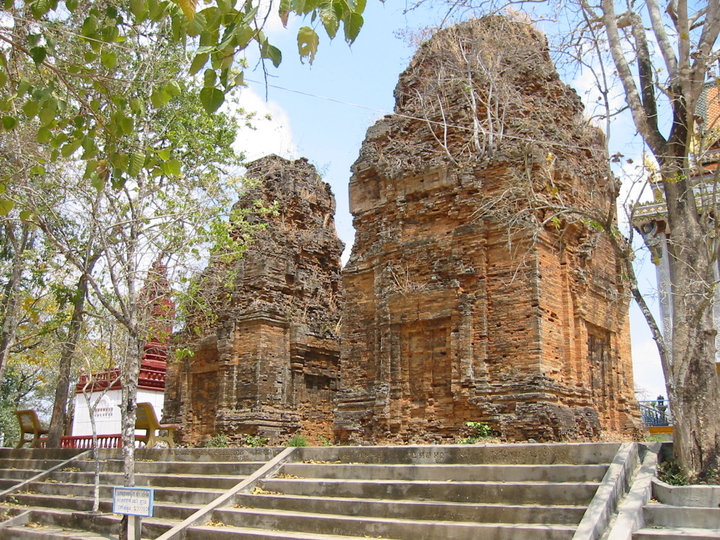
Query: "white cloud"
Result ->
[[230, 87, 299, 163]]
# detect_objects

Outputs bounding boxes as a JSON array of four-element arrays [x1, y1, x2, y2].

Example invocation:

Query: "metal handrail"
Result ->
[[637, 399, 672, 427]]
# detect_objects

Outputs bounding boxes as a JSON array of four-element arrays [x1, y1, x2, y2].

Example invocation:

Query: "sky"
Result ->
[[231, 0, 668, 401]]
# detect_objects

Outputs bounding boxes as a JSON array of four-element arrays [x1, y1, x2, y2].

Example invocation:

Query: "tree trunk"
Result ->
[[47, 272, 90, 447], [0, 224, 34, 385], [665, 231, 720, 478], [119, 333, 143, 540], [662, 155, 720, 478]]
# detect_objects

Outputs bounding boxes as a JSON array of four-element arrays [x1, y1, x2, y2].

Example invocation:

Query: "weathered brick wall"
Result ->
[[165, 156, 344, 445], [334, 17, 642, 443]]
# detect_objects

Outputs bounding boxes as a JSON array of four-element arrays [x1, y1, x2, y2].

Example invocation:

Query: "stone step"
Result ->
[[2, 495, 199, 521], [125, 447, 285, 463], [291, 443, 619, 465], [17, 481, 223, 505], [230, 492, 586, 524], [71, 459, 265, 476], [0, 468, 48, 480], [280, 462, 608, 482], [184, 524, 390, 540], [644, 504, 720, 529], [209, 503, 578, 539], [0, 509, 120, 539], [134, 460, 264, 476], [0, 450, 83, 461], [0, 507, 177, 539], [186, 514, 576, 540], [633, 527, 720, 539], [259, 477, 600, 505], [0, 459, 66, 471], [0, 478, 30, 491], [0, 525, 117, 539], [46, 470, 245, 490]]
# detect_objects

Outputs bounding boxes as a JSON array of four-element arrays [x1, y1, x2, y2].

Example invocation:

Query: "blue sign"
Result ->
[[113, 487, 154, 517]]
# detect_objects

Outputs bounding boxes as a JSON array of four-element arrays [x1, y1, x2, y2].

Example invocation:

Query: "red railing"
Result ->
[[75, 366, 166, 393], [59, 434, 148, 449], [76, 368, 122, 393], [137, 367, 166, 390]]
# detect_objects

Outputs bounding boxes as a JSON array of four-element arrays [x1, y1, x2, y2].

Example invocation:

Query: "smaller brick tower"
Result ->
[[164, 155, 344, 445]]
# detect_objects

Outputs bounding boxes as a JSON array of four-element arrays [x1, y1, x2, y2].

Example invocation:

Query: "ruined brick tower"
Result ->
[[334, 17, 641, 443], [164, 155, 344, 445]]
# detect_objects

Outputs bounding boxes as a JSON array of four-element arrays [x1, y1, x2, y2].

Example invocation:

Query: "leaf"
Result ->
[[36, 126, 51, 143], [118, 114, 134, 135], [101, 50, 117, 69], [30, 46, 47, 65], [199, 86, 224, 114], [157, 148, 172, 160], [175, 0, 197, 19], [165, 80, 182, 97], [260, 40, 282, 68], [162, 158, 181, 176], [17, 78, 32, 97], [22, 99, 39, 118], [38, 98, 57, 125], [91, 174, 105, 192], [0, 197, 14, 216], [109, 151, 125, 169], [65, 0, 78, 11], [60, 137, 82, 157], [278, 0, 291, 26], [150, 87, 170, 108], [189, 53, 209, 75], [148, 0, 163, 20], [2, 115, 17, 130], [203, 68, 216, 87], [0, 68, 6, 88], [343, 12, 363, 43], [320, 6, 339, 39], [186, 12, 206, 36], [128, 151, 145, 177], [353, 0, 366, 14], [82, 14, 98, 37], [229, 24, 255, 51], [130, 0, 146, 17], [30, 0, 51, 18], [297, 26, 319, 64], [130, 97, 145, 115]]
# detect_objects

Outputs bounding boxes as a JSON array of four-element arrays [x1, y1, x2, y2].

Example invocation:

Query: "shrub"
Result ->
[[658, 459, 688, 486], [287, 434, 308, 447], [204, 433, 229, 448], [239, 434, 269, 447], [459, 421, 494, 444]]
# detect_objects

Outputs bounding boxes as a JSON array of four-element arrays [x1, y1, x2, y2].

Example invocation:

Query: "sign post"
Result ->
[[113, 487, 154, 540]]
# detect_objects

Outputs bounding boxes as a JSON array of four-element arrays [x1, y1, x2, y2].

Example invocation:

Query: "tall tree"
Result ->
[[0, 0, 366, 207]]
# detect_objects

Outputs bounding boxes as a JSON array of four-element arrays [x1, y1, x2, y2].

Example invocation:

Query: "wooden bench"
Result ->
[[15, 410, 49, 448], [135, 402, 180, 448]]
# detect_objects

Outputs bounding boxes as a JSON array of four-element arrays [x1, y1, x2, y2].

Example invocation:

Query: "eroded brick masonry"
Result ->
[[334, 17, 641, 443], [166, 17, 641, 445], [164, 156, 344, 445]]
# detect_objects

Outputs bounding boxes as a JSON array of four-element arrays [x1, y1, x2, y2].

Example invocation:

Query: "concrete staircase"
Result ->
[[0, 443, 633, 539], [631, 478, 720, 539], [0, 447, 282, 539]]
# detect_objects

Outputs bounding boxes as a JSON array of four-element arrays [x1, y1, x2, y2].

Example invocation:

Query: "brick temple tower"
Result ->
[[334, 17, 642, 443], [164, 156, 344, 445]]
